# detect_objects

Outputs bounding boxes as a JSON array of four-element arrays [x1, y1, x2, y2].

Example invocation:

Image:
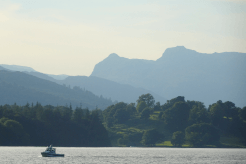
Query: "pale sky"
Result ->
[[0, 0, 246, 76]]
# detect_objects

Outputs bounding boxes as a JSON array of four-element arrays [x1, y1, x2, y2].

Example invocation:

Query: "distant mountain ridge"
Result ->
[[56, 75, 165, 104], [0, 64, 37, 72], [91, 46, 246, 107], [0, 64, 69, 80], [0, 70, 112, 109], [0, 64, 165, 104]]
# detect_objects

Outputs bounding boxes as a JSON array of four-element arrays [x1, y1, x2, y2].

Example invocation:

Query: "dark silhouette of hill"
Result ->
[[91, 46, 246, 107], [0, 66, 10, 71], [56, 75, 166, 104], [25, 71, 57, 82], [0, 64, 68, 80], [0, 64, 165, 104], [0, 70, 112, 109], [0, 64, 37, 72]]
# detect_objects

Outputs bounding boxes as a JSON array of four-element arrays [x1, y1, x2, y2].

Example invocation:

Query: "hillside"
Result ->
[[56, 76, 166, 104], [0, 64, 165, 104], [0, 64, 69, 80], [91, 46, 246, 107], [0, 70, 112, 109]]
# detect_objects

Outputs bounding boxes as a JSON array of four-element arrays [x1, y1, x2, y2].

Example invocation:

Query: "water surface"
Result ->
[[0, 147, 245, 164]]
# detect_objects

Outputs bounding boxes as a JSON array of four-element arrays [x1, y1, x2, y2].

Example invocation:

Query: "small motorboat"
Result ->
[[41, 145, 64, 157]]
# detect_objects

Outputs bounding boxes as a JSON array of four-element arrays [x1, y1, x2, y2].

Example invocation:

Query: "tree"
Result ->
[[112, 102, 129, 123], [141, 129, 164, 146], [136, 101, 147, 113], [209, 101, 224, 127], [223, 101, 236, 119], [153, 102, 161, 111], [161, 96, 185, 111], [188, 105, 209, 125], [113, 108, 130, 124], [72, 108, 84, 123], [185, 123, 220, 147], [140, 107, 152, 119], [239, 107, 246, 121], [126, 103, 136, 115], [171, 131, 185, 147], [162, 102, 190, 132], [4, 119, 30, 145], [137, 94, 155, 108]]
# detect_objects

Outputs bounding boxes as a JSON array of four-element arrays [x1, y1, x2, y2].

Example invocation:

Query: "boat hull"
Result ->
[[41, 152, 64, 157]]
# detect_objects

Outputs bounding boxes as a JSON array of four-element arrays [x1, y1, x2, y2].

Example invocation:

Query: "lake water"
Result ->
[[0, 147, 245, 164]]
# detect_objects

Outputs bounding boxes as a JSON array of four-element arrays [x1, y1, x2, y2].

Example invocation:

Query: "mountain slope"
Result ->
[[0, 66, 10, 71], [0, 64, 68, 80], [56, 75, 166, 104], [0, 70, 112, 109], [0, 64, 162, 104], [91, 46, 246, 107], [0, 64, 37, 72]]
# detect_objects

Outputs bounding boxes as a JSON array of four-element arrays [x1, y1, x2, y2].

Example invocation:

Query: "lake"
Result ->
[[0, 147, 245, 164]]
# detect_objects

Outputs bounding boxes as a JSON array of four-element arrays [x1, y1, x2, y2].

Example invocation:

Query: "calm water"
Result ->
[[0, 147, 245, 164]]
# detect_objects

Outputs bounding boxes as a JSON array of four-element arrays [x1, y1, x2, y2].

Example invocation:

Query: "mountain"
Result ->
[[91, 46, 246, 107], [0, 64, 68, 80], [0, 64, 37, 72], [0, 70, 112, 109], [55, 76, 166, 104], [47, 74, 69, 80], [0, 64, 165, 104], [0, 66, 9, 71]]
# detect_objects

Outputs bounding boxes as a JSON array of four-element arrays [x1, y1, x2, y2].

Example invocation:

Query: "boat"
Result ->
[[41, 145, 64, 157]]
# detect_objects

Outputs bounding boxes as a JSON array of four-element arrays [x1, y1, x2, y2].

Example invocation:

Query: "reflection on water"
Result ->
[[0, 147, 245, 164]]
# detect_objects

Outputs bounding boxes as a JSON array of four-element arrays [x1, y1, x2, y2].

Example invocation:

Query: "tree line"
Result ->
[[102, 94, 246, 147], [1, 94, 245, 147], [0, 103, 110, 147]]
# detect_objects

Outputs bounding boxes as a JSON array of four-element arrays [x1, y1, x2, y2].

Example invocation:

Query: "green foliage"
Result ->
[[140, 107, 152, 119], [136, 101, 147, 113], [0, 104, 111, 147], [104, 95, 245, 148], [239, 107, 246, 121], [126, 103, 137, 115], [103, 102, 131, 126], [141, 129, 164, 146], [4, 119, 24, 135], [185, 123, 220, 147], [137, 94, 155, 108], [161, 96, 185, 111], [162, 102, 190, 132], [188, 105, 209, 125], [153, 102, 161, 111], [113, 108, 130, 124], [209, 101, 224, 126], [72, 107, 84, 123], [171, 131, 185, 147]]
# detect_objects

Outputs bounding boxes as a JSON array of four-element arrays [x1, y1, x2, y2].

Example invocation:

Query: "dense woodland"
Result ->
[[0, 103, 110, 147], [102, 94, 246, 147], [0, 94, 245, 147]]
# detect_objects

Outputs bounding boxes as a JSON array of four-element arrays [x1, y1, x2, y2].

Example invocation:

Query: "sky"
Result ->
[[0, 0, 246, 76]]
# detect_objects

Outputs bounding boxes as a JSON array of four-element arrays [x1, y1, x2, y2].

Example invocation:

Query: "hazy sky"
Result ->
[[1, 0, 246, 76]]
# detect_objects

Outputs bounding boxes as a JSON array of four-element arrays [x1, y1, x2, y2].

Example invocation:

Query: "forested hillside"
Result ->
[[0, 70, 112, 109], [102, 94, 246, 147], [91, 46, 246, 107], [0, 103, 110, 146]]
